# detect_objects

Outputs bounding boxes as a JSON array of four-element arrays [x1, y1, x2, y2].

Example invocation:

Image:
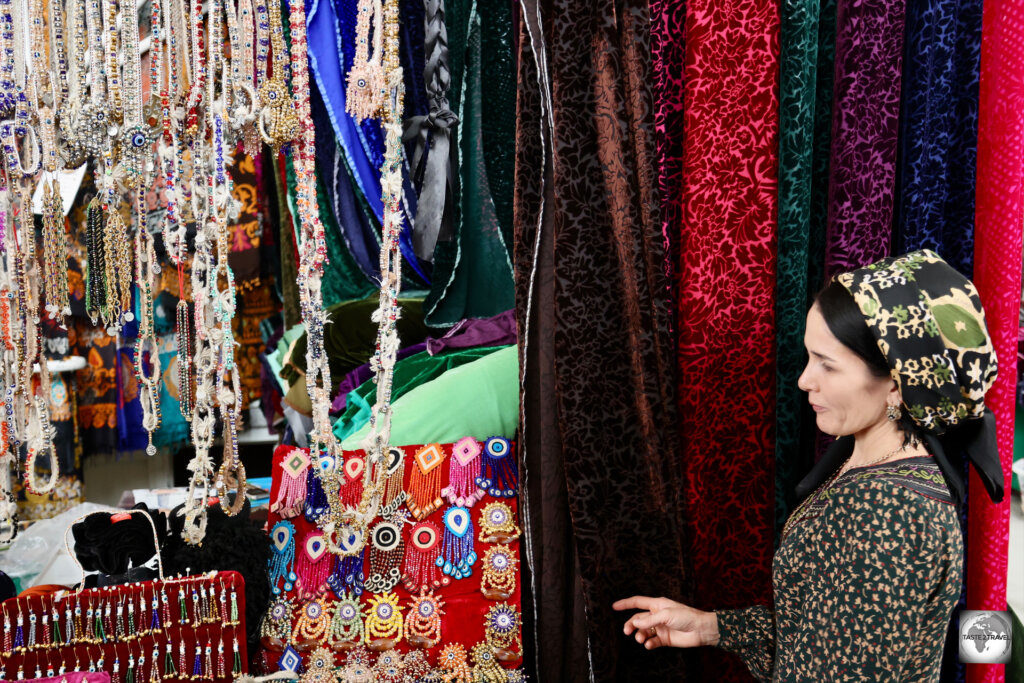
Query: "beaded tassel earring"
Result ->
[[401, 521, 447, 591], [373, 649, 403, 683], [364, 513, 406, 593], [477, 502, 521, 544], [260, 598, 294, 644], [268, 521, 298, 594], [441, 437, 485, 508], [271, 448, 310, 518], [405, 443, 446, 520], [437, 506, 476, 580], [402, 589, 443, 648], [436, 643, 472, 683], [326, 549, 365, 597], [12, 607, 23, 652], [292, 597, 331, 644], [378, 447, 406, 516], [480, 545, 518, 600], [295, 532, 332, 598], [476, 437, 517, 498], [363, 592, 402, 651], [303, 458, 330, 522], [469, 642, 505, 683], [328, 591, 364, 649], [400, 650, 430, 680], [339, 454, 365, 507]]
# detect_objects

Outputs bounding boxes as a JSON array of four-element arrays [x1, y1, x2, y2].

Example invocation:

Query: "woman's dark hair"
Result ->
[[814, 280, 922, 446]]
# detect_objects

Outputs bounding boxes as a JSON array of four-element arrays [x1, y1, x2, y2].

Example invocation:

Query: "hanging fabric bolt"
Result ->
[[267, 521, 298, 594], [406, 443, 446, 520], [437, 506, 476, 580], [271, 448, 311, 518], [441, 437, 485, 508]]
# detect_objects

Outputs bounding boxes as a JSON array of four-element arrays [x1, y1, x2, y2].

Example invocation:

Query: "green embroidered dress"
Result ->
[[715, 456, 963, 681]]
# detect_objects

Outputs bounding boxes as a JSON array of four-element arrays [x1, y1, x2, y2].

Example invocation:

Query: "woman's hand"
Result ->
[[612, 596, 720, 650]]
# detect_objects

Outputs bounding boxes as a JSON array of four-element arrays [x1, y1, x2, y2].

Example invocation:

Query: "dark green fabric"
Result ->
[[775, 0, 825, 547], [478, 0, 516, 251], [282, 296, 430, 397], [806, 0, 836, 298], [1010, 605, 1024, 683], [423, 0, 515, 327], [331, 345, 502, 440]]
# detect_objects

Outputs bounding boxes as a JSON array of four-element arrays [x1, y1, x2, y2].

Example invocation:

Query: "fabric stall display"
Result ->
[[966, 0, 1024, 682], [262, 441, 526, 677], [513, 0, 687, 680]]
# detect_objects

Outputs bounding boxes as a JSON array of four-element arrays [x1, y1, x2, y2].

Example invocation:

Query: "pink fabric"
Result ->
[[967, 0, 1024, 681]]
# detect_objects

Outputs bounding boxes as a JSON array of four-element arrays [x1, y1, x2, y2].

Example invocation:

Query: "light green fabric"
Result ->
[[332, 346, 503, 442], [341, 345, 518, 448]]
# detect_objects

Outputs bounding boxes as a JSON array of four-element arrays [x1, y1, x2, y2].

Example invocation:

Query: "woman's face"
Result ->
[[797, 305, 898, 437]]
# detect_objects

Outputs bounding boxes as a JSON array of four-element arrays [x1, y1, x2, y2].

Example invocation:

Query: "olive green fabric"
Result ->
[[281, 297, 430, 415], [342, 344, 518, 447], [331, 345, 504, 441]]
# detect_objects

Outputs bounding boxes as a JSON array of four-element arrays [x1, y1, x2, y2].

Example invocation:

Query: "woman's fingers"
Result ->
[[612, 595, 660, 612]]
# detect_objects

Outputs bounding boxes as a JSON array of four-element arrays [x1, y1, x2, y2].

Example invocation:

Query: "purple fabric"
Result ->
[[425, 309, 517, 356], [328, 310, 518, 413], [330, 343, 428, 412], [823, 0, 905, 277]]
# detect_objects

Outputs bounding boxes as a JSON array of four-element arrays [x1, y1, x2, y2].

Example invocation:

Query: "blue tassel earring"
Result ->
[[268, 520, 298, 594], [437, 506, 477, 579], [475, 437, 517, 498]]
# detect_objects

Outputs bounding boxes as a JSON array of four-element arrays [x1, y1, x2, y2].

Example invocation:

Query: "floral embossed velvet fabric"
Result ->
[[716, 457, 963, 682]]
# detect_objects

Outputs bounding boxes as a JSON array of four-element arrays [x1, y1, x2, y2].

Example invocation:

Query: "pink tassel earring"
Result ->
[[295, 532, 333, 599], [271, 447, 310, 518], [441, 437, 485, 508]]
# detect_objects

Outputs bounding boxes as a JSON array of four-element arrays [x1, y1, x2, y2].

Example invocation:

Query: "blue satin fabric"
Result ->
[[305, 0, 429, 283]]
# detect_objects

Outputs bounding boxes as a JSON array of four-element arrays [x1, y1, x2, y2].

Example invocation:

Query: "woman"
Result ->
[[614, 250, 1006, 681]]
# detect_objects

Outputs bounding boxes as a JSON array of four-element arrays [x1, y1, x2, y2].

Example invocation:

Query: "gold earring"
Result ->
[[886, 404, 901, 421]]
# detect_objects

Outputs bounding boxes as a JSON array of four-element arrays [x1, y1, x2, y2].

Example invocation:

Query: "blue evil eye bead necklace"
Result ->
[[329, 590, 364, 647], [476, 437, 517, 498], [304, 454, 332, 522], [267, 520, 297, 594], [437, 506, 476, 579], [326, 529, 367, 597]]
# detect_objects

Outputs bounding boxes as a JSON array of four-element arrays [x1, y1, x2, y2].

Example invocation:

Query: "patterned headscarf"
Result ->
[[830, 249, 1003, 504]]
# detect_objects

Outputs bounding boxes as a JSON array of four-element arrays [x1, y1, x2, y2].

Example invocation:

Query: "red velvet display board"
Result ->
[[0, 571, 248, 682], [264, 442, 523, 671]]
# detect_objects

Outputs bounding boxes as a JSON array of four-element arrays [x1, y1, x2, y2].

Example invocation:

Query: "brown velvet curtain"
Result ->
[[514, 1, 692, 680]]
